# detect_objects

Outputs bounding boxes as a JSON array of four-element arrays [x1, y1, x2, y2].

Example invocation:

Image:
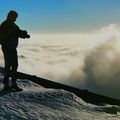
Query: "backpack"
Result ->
[[0, 21, 13, 45]]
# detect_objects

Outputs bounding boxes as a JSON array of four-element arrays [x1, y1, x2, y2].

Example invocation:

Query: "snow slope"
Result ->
[[0, 73, 120, 120]]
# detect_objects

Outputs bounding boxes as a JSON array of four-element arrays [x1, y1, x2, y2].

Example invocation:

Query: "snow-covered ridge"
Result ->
[[0, 72, 119, 120]]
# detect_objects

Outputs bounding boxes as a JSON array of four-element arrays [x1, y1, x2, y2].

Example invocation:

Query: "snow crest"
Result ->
[[0, 77, 119, 120]]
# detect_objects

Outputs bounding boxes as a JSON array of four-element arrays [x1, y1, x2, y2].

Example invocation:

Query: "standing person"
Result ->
[[0, 10, 30, 91]]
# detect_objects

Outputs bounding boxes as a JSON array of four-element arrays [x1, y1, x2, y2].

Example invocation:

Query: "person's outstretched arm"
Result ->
[[17, 26, 30, 39]]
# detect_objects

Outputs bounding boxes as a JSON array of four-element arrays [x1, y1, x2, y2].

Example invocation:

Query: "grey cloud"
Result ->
[[83, 36, 120, 100]]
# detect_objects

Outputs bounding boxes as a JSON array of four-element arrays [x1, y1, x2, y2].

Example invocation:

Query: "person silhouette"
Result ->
[[0, 10, 30, 91]]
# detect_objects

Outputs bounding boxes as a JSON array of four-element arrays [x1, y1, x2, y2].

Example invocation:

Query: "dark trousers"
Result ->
[[2, 46, 18, 86]]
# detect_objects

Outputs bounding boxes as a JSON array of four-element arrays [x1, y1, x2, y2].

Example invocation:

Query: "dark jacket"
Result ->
[[0, 20, 28, 49]]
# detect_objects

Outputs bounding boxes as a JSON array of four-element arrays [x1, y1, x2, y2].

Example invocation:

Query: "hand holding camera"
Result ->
[[22, 30, 30, 39], [26, 34, 30, 38]]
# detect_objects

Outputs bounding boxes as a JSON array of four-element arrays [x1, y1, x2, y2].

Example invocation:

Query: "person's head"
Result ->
[[7, 10, 18, 22]]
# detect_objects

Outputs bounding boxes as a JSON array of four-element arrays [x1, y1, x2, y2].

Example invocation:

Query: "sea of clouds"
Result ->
[[0, 24, 120, 100]]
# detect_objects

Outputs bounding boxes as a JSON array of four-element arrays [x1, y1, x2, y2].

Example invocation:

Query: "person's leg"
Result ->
[[2, 47, 11, 90], [10, 49, 18, 83], [4, 64, 10, 88], [10, 49, 22, 91]]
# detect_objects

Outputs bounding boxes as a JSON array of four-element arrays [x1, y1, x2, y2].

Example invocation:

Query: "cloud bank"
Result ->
[[84, 36, 120, 99], [0, 24, 120, 100], [17, 24, 120, 100]]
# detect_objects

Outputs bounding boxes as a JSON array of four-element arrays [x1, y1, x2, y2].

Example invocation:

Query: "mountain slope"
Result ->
[[0, 73, 120, 120]]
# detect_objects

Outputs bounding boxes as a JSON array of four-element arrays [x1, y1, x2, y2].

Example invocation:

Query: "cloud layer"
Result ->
[[84, 36, 120, 99], [0, 24, 120, 100], [14, 25, 120, 100]]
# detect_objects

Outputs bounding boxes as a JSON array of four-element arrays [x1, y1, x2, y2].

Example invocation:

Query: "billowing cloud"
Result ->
[[99, 24, 120, 33], [0, 24, 120, 100], [84, 36, 120, 100], [16, 25, 120, 100]]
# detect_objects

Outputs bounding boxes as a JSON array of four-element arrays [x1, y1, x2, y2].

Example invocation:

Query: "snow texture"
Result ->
[[0, 73, 119, 120]]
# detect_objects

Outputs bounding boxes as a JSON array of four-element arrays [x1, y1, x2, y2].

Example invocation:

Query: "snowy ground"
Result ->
[[0, 73, 120, 120]]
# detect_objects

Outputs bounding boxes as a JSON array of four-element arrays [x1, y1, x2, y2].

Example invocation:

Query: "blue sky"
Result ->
[[0, 0, 120, 33]]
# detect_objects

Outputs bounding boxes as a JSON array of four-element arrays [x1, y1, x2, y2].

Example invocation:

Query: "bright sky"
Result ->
[[0, 0, 120, 33]]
